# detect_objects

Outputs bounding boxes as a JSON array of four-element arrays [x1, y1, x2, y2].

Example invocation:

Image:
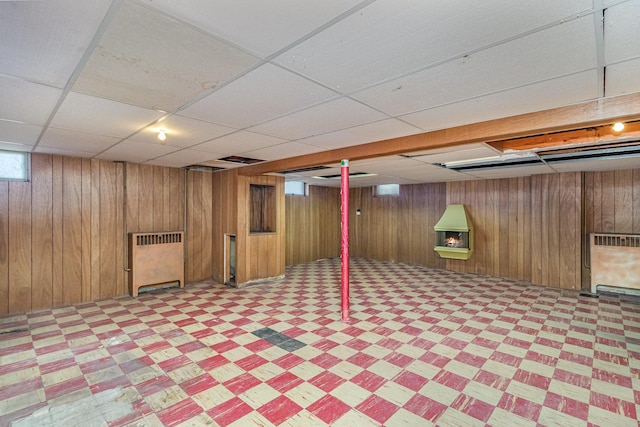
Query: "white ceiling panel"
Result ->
[[0, 0, 112, 87], [50, 92, 164, 138], [408, 145, 502, 165], [39, 128, 120, 155], [179, 64, 338, 128], [133, 116, 236, 148], [0, 141, 34, 152], [0, 120, 42, 146], [549, 157, 640, 173], [241, 142, 324, 161], [604, 1, 640, 64], [274, 0, 593, 93], [248, 97, 387, 140], [73, 1, 259, 112], [145, 148, 223, 168], [34, 146, 103, 158], [194, 131, 286, 156], [354, 16, 596, 116], [0, 76, 62, 125], [605, 58, 640, 97], [95, 139, 180, 164], [138, 0, 365, 57], [462, 164, 556, 180], [299, 119, 422, 150], [400, 70, 598, 132]]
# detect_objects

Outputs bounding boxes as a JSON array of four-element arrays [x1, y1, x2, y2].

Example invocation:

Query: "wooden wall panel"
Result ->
[[31, 154, 53, 311], [62, 156, 83, 305], [285, 186, 340, 266], [444, 173, 581, 289], [348, 183, 446, 270], [0, 182, 7, 316], [8, 181, 32, 313], [212, 169, 237, 284]]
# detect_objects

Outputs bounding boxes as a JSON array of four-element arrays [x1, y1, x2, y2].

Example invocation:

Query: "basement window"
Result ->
[[374, 183, 400, 197], [285, 181, 308, 196], [0, 150, 30, 181]]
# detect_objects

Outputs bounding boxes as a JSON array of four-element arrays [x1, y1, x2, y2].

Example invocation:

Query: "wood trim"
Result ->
[[239, 92, 640, 176]]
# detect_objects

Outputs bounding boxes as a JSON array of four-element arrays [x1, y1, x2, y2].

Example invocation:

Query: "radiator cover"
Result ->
[[128, 231, 185, 296], [590, 233, 640, 294]]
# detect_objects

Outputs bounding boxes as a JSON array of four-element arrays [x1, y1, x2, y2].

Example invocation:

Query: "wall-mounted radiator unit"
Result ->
[[128, 231, 185, 296], [590, 233, 640, 294]]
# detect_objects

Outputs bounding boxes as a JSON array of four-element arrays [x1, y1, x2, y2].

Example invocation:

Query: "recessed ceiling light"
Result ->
[[612, 122, 625, 132], [157, 130, 167, 141]]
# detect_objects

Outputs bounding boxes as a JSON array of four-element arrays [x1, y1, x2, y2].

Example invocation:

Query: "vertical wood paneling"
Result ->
[[81, 159, 92, 302], [8, 180, 32, 313], [153, 166, 164, 231], [31, 154, 53, 310], [62, 157, 82, 305], [99, 162, 117, 299], [138, 165, 154, 232], [614, 169, 633, 231], [0, 181, 9, 316], [52, 156, 63, 307], [634, 169, 640, 233], [90, 159, 101, 301]]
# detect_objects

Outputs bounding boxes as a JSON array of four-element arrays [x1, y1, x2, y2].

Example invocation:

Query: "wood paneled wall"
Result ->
[[446, 173, 582, 289], [349, 183, 447, 270], [0, 154, 125, 316], [582, 168, 640, 288], [0, 156, 218, 315], [285, 186, 341, 266]]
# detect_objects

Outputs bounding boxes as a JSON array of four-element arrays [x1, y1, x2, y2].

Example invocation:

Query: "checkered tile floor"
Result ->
[[2, 258, 640, 426]]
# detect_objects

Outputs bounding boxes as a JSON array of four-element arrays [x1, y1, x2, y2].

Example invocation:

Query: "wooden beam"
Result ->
[[238, 92, 640, 176]]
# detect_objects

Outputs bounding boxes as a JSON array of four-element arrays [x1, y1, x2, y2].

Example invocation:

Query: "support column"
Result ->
[[340, 159, 350, 322]]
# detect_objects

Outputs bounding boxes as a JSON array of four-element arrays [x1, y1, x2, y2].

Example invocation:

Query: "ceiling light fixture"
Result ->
[[612, 122, 625, 132], [157, 130, 167, 141]]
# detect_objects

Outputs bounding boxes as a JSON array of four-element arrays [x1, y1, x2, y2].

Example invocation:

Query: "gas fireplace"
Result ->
[[434, 204, 474, 260]]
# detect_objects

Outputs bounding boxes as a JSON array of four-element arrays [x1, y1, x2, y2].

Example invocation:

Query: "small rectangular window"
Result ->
[[374, 183, 400, 197], [285, 181, 308, 196], [0, 150, 30, 181]]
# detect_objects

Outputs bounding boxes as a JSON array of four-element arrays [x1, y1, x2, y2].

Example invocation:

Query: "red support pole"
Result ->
[[340, 159, 350, 322]]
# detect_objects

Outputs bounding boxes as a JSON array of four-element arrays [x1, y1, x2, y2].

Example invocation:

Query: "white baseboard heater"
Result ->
[[128, 231, 185, 296], [590, 233, 640, 294]]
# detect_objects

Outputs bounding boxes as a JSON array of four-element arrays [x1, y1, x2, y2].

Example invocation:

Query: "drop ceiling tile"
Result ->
[[353, 16, 596, 116], [73, 1, 259, 112], [38, 128, 120, 155], [240, 142, 324, 161], [604, 58, 640, 97], [400, 70, 598, 132], [50, 92, 164, 138], [0, 76, 62, 125], [248, 97, 387, 140], [299, 119, 422, 150], [193, 131, 286, 155], [462, 164, 556, 179], [0, 0, 112, 87], [0, 142, 33, 152], [550, 157, 640, 173], [138, 0, 364, 57], [274, 0, 593, 93], [134, 116, 236, 148], [403, 143, 493, 158], [604, 1, 640, 64], [144, 148, 224, 168], [94, 139, 179, 163], [179, 63, 338, 128], [408, 145, 503, 165], [34, 146, 100, 158], [0, 120, 42, 146]]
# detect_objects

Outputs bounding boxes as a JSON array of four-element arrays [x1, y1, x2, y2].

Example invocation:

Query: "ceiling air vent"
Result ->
[[281, 165, 331, 174], [315, 172, 377, 179], [185, 165, 225, 173], [439, 153, 543, 172], [218, 155, 264, 164], [538, 141, 640, 164]]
